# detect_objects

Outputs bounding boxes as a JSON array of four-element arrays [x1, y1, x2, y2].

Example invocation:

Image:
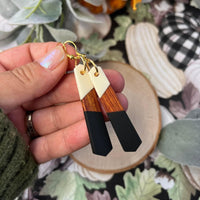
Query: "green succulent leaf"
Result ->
[[127, 3, 154, 23], [0, 16, 20, 40], [9, 0, 62, 25], [115, 15, 132, 27], [113, 16, 132, 41], [155, 154, 195, 200], [115, 169, 162, 200], [158, 119, 200, 167], [0, 0, 18, 19], [45, 24, 77, 42], [16, 24, 46, 44], [33, 24, 44, 42], [99, 49, 125, 63], [114, 26, 127, 41], [66, 0, 101, 23], [23, 0, 43, 19], [40, 170, 106, 200], [0, 33, 18, 51], [11, 0, 31, 9], [16, 26, 34, 44], [80, 33, 116, 56], [185, 108, 200, 119]]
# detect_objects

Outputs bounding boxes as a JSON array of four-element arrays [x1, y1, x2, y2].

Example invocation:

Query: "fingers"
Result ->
[[30, 119, 90, 163], [23, 73, 77, 110], [0, 63, 5, 72], [31, 92, 128, 136], [23, 69, 125, 111], [117, 93, 128, 111], [29, 89, 128, 163], [30, 93, 128, 164], [32, 101, 84, 135], [0, 42, 76, 71], [0, 48, 69, 113]]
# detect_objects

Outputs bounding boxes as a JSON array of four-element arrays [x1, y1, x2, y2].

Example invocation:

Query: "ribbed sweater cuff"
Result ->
[[0, 110, 38, 200]]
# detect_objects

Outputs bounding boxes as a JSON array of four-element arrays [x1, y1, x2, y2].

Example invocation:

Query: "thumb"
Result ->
[[0, 46, 68, 113]]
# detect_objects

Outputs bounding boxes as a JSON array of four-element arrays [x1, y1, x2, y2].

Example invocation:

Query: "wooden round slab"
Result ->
[[71, 61, 161, 173]]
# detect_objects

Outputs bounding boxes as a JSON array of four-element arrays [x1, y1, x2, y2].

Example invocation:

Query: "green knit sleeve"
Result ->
[[0, 110, 38, 200]]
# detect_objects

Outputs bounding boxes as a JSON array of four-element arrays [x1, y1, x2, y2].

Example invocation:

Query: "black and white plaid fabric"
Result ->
[[159, 7, 200, 70]]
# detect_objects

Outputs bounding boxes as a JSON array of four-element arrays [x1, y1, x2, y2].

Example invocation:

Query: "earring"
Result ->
[[89, 66, 142, 151], [74, 63, 113, 156], [62, 41, 142, 156]]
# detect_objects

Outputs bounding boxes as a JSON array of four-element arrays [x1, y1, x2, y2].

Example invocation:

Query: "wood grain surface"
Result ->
[[81, 88, 101, 112], [100, 85, 124, 113]]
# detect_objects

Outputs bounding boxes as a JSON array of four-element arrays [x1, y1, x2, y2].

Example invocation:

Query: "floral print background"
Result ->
[[0, 0, 199, 199]]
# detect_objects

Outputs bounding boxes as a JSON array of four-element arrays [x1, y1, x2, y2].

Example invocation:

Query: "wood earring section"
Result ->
[[89, 66, 142, 151], [74, 64, 112, 156]]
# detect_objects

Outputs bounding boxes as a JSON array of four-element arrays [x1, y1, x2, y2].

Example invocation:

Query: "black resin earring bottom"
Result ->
[[100, 86, 142, 151], [89, 66, 142, 152], [81, 88, 113, 156]]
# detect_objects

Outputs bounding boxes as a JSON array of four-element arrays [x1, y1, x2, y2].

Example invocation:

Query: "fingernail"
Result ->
[[39, 46, 65, 70]]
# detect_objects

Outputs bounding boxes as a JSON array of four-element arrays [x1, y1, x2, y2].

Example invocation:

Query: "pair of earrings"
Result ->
[[62, 41, 142, 156]]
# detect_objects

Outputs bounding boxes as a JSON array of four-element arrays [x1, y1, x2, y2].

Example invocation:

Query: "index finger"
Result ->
[[0, 42, 76, 71]]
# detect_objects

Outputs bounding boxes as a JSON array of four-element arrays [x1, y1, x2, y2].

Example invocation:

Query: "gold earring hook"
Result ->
[[62, 40, 99, 76], [63, 40, 77, 51], [62, 40, 78, 61]]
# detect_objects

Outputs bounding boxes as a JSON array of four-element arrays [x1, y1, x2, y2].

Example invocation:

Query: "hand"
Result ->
[[0, 42, 127, 163]]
